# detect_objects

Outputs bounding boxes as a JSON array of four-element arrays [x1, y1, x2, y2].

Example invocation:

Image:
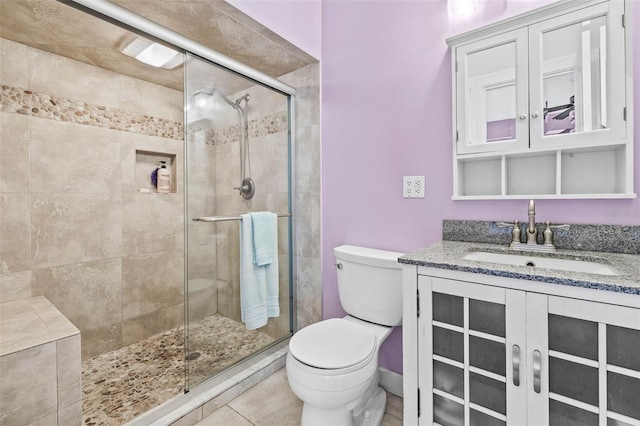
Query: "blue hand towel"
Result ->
[[240, 214, 267, 330], [250, 212, 279, 317], [239, 213, 279, 330], [250, 212, 276, 266]]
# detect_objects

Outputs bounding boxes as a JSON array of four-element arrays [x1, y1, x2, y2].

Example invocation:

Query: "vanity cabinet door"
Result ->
[[417, 276, 527, 426], [528, 1, 626, 150], [526, 294, 640, 426]]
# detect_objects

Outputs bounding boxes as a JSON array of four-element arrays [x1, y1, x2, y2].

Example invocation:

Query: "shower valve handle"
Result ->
[[234, 178, 255, 200]]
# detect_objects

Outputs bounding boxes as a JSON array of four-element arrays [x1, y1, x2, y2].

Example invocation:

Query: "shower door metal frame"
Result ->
[[59, 0, 298, 390]]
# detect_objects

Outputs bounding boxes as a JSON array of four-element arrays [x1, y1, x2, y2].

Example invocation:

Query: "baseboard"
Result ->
[[379, 367, 403, 397]]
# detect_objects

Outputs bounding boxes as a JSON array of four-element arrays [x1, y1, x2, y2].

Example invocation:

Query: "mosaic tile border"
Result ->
[[0, 84, 287, 146], [187, 110, 288, 146], [1, 84, 183, 140]]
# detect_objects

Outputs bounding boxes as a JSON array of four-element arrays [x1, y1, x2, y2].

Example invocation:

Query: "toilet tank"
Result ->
[[334, 245, 405, 327]]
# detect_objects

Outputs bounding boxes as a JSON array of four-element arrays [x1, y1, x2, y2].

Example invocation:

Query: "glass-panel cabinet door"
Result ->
[[529, 1, 626, 149], [418, 277, 527, 426], [455, 28, 529, 154], [527, 295, 640, 426]]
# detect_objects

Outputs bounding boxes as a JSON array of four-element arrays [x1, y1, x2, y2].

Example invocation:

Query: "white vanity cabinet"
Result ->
[[448, 0, 634, 199], [402, 266, 640, 426]]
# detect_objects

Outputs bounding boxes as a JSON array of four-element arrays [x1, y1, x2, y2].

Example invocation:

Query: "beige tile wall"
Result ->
[[0, 38, 185, 360], [1, 37, 321, 364], [280, 63, 322, 330]]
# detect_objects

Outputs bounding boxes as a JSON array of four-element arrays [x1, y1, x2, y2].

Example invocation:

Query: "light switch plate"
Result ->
[[403, 176, 425, 198]]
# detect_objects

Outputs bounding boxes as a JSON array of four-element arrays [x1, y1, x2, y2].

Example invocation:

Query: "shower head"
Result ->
[[191, 87, 238, 109], [191, 88, 214, 109], [190, 89, 249, 115]]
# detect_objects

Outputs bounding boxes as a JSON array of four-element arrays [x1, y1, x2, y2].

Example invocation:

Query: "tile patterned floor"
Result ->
[[196, 368, 404, 426], [82, 314, 273, 425]]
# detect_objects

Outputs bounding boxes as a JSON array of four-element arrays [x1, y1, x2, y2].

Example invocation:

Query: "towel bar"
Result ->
[[192, 213, 291, 223]]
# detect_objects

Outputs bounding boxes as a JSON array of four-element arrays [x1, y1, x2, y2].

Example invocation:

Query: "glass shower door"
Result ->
[[184, 53, 292, 390]]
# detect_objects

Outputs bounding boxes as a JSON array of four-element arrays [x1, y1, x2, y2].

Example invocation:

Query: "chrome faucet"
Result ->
[[526, 199, 537, 245]]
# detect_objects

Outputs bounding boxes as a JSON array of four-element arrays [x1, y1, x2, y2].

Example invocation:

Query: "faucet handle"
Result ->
[[498, 220, 521, 245], [543, 221, 570, 246]]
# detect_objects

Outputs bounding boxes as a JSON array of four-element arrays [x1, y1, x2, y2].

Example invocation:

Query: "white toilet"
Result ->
[[286, 245, 404, 426]]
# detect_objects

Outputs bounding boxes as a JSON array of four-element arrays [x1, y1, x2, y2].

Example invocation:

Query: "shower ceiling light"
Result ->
[[448, 0, 475, 18], [119, 34, 183, 69]]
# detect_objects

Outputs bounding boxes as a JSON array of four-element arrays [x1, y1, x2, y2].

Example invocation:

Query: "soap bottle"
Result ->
[[156, 160, 171, 193]]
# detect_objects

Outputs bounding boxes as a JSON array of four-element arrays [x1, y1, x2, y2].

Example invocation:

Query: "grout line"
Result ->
[[227, 405, 256, 425]]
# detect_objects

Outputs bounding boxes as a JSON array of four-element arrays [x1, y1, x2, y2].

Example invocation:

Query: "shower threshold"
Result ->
[[124, 341, 289, 426]]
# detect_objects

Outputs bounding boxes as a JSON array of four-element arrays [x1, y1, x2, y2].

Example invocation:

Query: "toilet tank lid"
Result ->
[[289, 319, 376, 369], [334, 245, 404, 268]]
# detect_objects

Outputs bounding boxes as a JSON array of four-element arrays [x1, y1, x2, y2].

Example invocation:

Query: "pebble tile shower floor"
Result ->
[[81, 314, 274, 425]]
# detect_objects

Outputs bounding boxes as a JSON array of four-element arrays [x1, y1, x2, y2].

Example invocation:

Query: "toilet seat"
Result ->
[[289, 318, 377, 370]]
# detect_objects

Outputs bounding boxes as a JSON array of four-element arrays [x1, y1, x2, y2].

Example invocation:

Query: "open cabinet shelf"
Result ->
[[453, 144, 635, 200]]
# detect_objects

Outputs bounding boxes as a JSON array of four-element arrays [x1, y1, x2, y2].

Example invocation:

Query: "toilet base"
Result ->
[[300, 404, 353, 426], [353, 386, 386, 426], [299, 385, 387, 426]]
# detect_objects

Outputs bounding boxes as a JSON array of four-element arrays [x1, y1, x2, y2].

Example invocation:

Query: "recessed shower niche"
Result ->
[[135, 149, 177, 193]]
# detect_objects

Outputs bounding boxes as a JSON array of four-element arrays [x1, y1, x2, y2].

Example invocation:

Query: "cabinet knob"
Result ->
[[531, 111, 540, 118], [519, 114, 527, 120]]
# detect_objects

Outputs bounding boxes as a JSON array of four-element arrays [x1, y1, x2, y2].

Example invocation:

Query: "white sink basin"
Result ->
[[463, 251, 620, 276]]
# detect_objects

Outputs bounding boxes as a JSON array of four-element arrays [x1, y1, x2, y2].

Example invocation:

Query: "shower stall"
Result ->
[[0, 0, 297, 424]]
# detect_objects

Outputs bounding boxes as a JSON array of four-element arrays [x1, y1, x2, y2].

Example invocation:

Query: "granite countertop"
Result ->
[[399, 241, 640, 295]]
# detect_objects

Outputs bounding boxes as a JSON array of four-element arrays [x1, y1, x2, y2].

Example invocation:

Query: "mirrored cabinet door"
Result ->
[[528, 1, 626, 149], [455, 28, 529, 154]]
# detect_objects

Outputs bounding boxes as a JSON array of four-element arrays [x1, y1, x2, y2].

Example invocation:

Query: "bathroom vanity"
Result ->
[[400, 240, 640, 426]]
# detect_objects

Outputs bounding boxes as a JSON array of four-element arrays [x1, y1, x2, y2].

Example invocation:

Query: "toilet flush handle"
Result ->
[[335, 263, 343, 269]]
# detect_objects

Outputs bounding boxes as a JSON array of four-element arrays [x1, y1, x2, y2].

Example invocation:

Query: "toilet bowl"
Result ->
[[286, 245, 404, 426]]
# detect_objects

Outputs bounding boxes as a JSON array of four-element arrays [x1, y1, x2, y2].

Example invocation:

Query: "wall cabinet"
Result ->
[[447, 0, 634, 199], [402, 267, 640, 426]]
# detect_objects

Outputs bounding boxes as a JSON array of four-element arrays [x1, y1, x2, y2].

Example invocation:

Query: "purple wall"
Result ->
[[321, 0, 640, 374]]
